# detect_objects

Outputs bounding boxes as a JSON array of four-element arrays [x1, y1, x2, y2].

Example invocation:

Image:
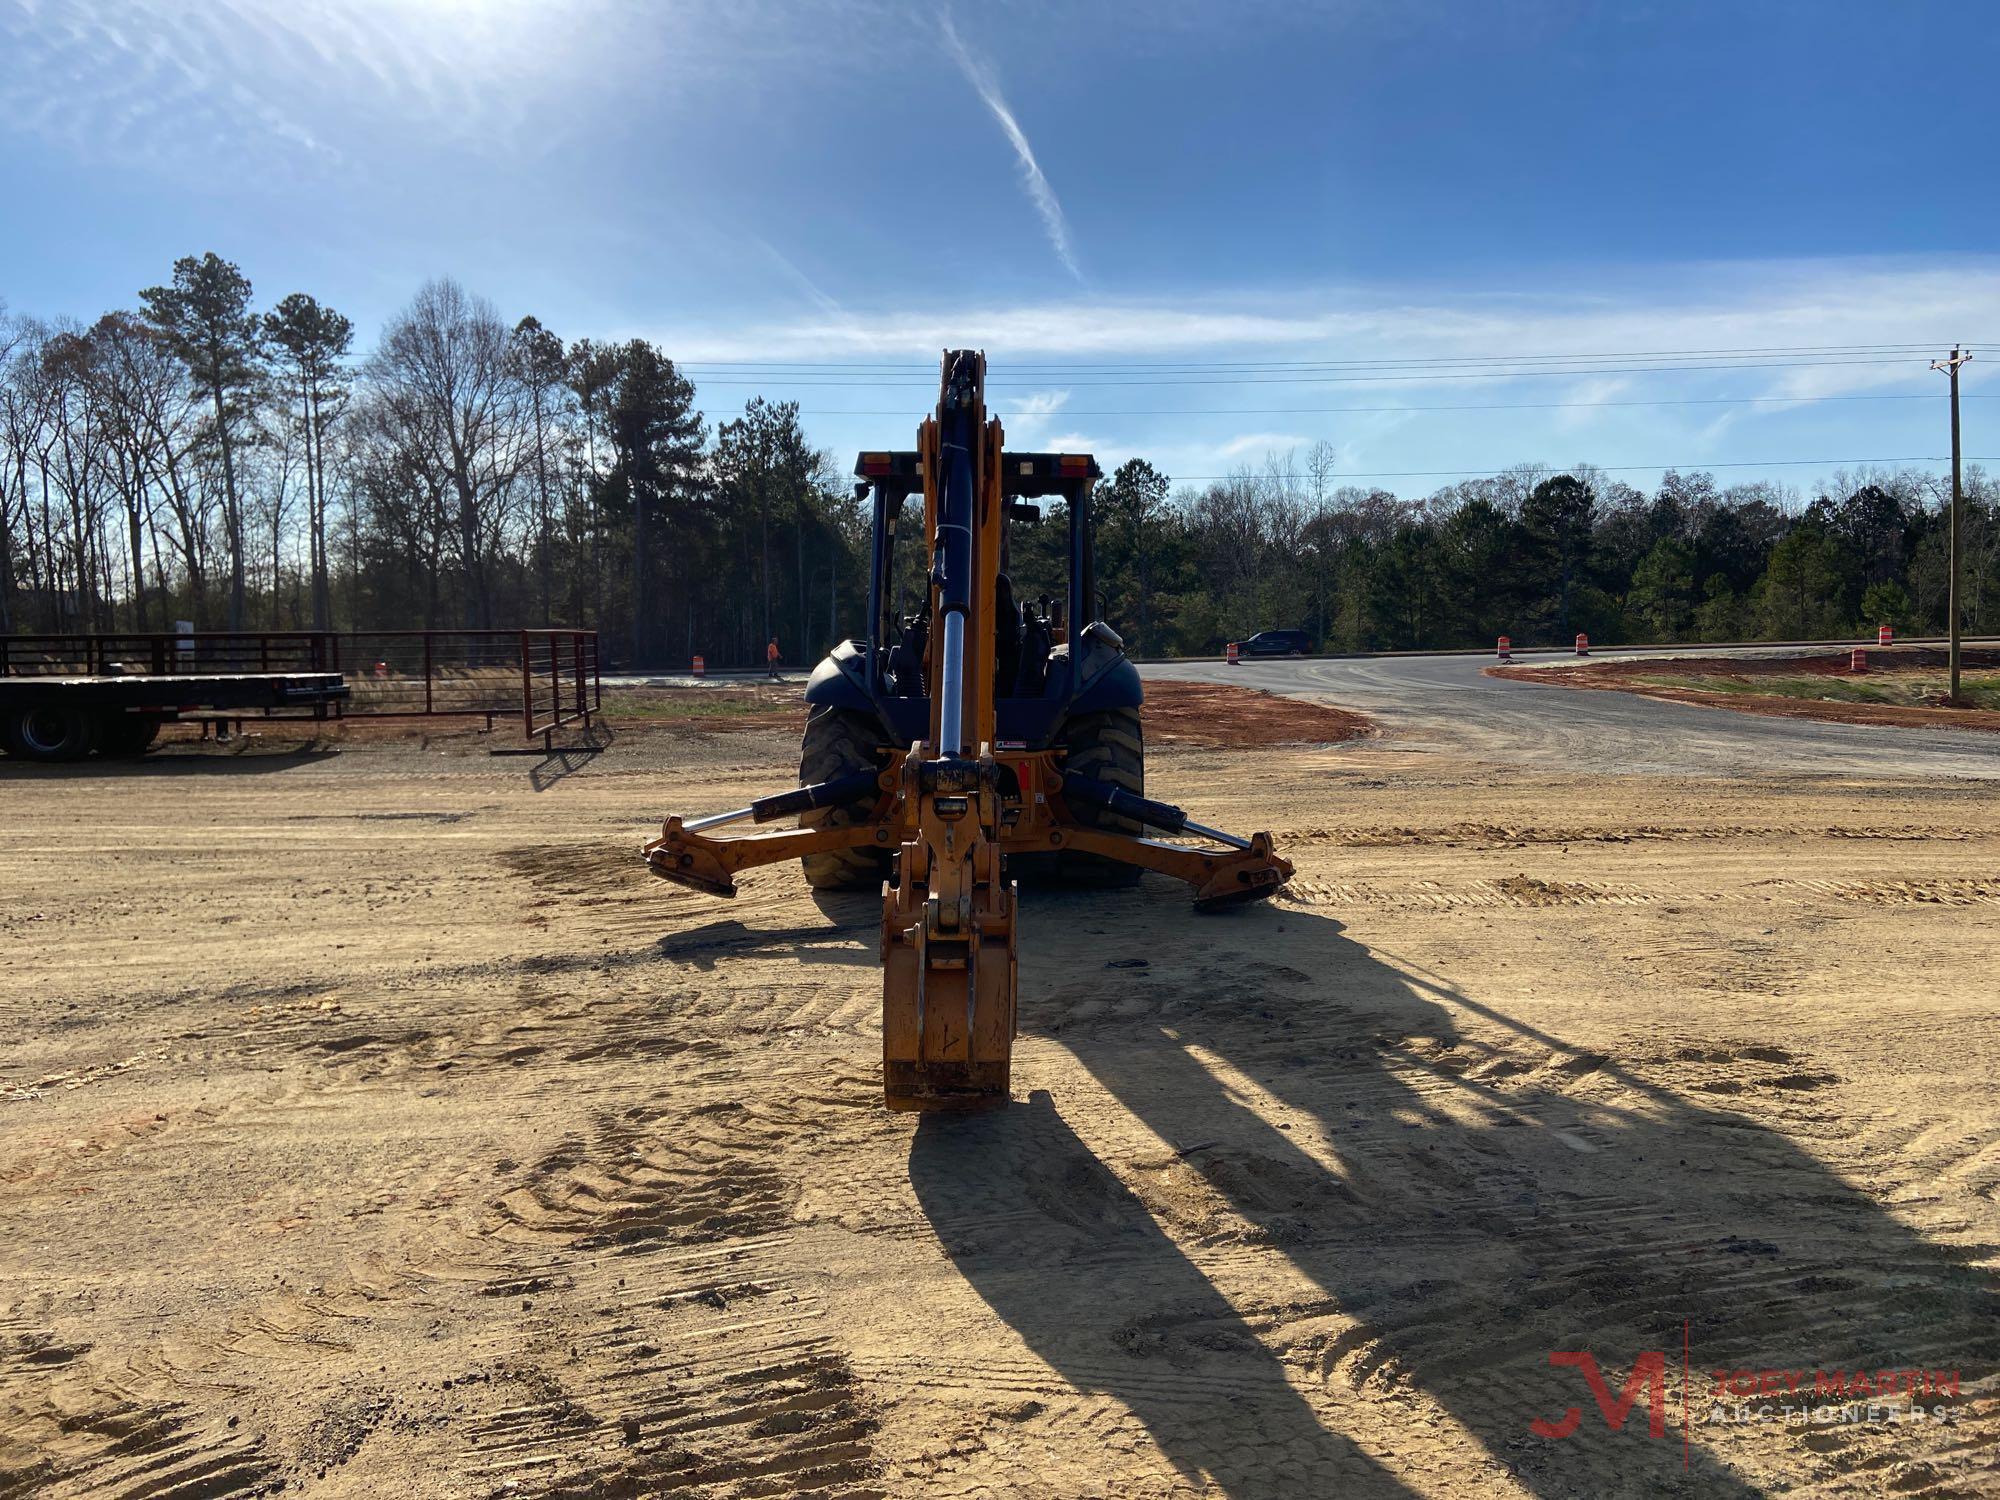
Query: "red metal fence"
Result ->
[[0, 629, 600, 739], [522, 631, 602, 741]]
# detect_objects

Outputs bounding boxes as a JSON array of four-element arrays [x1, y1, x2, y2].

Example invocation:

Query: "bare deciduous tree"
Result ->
[[369, 279, 526, 629]]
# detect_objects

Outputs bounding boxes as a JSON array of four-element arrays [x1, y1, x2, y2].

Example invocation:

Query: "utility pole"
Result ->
[[1931, 347, 1974, 701]]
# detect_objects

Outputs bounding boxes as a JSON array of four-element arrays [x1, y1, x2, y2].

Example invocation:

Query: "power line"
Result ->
[[712, 392, 1996, 419], [678, 356, 1957, 388], [679, 340, 1983, 373], [1114, 457, 1996, 483], [682, 355, 1941, 376]]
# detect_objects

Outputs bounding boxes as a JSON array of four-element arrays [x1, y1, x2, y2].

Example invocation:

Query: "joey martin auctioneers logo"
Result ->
[[1529, 1327, 1965, 1467]]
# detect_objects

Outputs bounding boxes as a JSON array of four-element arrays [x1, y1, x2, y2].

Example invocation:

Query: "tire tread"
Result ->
[[799, 707, 891, 890], [1049, 706, 1145, 885]]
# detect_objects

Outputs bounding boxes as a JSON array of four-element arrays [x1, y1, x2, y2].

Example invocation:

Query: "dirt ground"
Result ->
[[2, 690, 1996, 1498], [326, 680, 1368, 751], [1493, 648, 2000, 733]]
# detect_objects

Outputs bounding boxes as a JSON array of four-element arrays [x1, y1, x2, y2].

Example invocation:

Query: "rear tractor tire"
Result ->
[[798, 705, 893, 891], [1050, 705, 1146, 887]]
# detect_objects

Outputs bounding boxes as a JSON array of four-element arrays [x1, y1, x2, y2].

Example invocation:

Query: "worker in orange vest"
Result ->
[[766, 636, 781, 680]]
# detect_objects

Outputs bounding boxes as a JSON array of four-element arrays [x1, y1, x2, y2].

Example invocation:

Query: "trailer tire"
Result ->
[[97, 713, 162, 757], [798, 706, 892, 891], [4, 703, 99, 762]]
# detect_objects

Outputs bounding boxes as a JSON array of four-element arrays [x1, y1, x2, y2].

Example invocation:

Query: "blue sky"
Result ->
[[2, 0, 1992, 496]]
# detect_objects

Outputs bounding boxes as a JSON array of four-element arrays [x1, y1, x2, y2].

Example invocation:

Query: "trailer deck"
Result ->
[[0, 672, 348, 709], [0, 671, 348, 761]]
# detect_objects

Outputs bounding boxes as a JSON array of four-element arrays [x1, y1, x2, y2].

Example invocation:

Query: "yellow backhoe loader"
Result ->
[[644, 351, 1291, 1110]]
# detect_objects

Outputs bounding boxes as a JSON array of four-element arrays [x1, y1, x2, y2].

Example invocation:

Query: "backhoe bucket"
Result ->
[[879, 750, 1020, 1111], [880, 900, 1018, 1110]]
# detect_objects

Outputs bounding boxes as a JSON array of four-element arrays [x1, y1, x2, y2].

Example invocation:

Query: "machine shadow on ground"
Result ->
[[654, 915, 879, 970], [910, 892, 1996, 1499], [913, 1090, 1413, 1497]]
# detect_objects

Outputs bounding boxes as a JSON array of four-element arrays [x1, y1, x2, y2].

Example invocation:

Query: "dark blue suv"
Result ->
[[1237, 630, 1313, 657]]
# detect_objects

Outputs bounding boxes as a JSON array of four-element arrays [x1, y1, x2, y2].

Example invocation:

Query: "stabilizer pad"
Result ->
[[643, 845, 738, 897], [1193, 882, 1282, 913]]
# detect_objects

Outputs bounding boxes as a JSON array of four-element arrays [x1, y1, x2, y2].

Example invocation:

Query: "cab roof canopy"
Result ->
[[855, 450, 1101, 499]]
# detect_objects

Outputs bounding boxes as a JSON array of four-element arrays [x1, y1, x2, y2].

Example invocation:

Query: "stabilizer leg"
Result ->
[[642, 811, 900, 899]]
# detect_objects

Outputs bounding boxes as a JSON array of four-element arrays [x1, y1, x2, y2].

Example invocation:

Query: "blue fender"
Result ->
[[806, 633, 1142, 747], [1071, 652, 1144, 715], [803, 639, 875, 714], [1043, 636, 1144, 715]]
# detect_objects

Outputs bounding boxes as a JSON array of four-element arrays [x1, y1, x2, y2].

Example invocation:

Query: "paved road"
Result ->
[[1146, 649, 2000, 779], [601, 671, 809, 688]]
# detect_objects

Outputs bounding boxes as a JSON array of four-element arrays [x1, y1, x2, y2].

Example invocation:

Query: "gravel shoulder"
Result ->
[[1490, 647, 2000, 734]]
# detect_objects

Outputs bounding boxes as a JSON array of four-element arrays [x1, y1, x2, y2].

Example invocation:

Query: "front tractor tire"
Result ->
[[798, 705, 893, 891], [1054, 705, 1146, 886]]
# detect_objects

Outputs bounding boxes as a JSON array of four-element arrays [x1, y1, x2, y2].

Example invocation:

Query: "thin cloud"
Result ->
[[941, 10, 1081, 280], [748, 236, 848, 320], [660, 258, 1999, 412], [999, 388, 1073, 440], [1218, 432, 1316, 458], [0, 0, 609, 171], [1552, 376, 1634, 433], [1003, 390, 1073, 419]]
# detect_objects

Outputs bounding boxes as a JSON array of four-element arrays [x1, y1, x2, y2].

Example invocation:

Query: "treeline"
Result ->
[[0, 255, 860, 667], [1078, 453, 1997, 655], [3, 254, 1992, 666]]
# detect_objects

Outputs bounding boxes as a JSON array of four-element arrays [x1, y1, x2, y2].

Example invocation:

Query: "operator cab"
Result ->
[[820, 448, 1134, 748]]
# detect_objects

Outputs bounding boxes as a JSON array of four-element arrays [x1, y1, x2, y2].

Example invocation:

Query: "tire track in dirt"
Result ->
[[0, 1308, 280, 1500], [0, 890, 885, 1498], [445, 1084, 889, 1498], [1277, 822, 1984, 848], [5, 1065, 892, 1498], [1280, 876, 1678, 910], [1768, 876, 2000, 906]]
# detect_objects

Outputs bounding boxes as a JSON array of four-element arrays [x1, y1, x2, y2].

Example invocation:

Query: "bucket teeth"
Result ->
[[884, 1061, 1012, 1111]]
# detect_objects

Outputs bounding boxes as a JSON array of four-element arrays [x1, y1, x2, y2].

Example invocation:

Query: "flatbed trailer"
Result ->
[[0, 672, 349, 761]]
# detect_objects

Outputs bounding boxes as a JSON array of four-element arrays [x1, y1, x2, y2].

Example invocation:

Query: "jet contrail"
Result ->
[[941, 11, 1081, 280]]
